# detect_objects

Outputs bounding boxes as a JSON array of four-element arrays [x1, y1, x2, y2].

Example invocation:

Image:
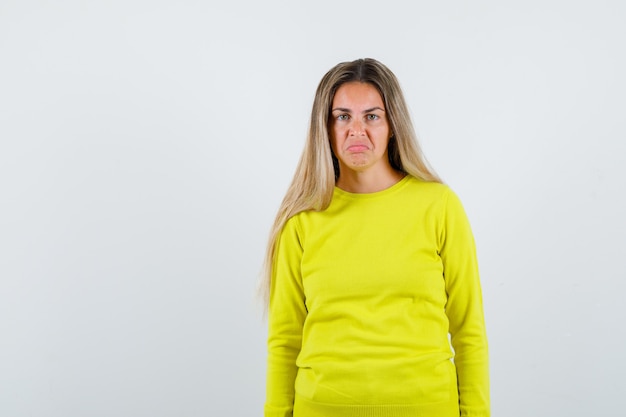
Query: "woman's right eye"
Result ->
[[337, 114, 349, 121]]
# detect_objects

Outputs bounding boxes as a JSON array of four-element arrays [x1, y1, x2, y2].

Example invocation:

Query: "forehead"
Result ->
[[332, 82, 384, 108]]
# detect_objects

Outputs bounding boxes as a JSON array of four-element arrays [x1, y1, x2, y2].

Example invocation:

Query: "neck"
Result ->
[[336, 166, 405, 194]]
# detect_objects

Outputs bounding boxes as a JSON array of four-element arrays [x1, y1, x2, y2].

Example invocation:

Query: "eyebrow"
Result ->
[[331, 106, 386, 113]]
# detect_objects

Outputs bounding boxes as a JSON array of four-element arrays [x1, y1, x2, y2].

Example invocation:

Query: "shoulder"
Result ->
[[403, 175, 454, 204], [282, 212, 303, 234], [402, 177, 472, 226]]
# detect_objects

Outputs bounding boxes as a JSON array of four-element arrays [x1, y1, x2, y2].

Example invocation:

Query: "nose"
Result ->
[[349, 119, 365, 136]]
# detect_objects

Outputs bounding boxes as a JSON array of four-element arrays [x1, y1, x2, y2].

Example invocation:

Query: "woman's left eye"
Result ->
[[366, 114, 379, 120]]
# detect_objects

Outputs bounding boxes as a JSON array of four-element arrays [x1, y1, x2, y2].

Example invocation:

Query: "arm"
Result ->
[[439, 189, 490, 417], [264, 216, 307, 417]]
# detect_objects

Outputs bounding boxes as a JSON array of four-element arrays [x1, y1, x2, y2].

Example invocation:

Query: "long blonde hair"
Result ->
[[260, 58, 442, 307]]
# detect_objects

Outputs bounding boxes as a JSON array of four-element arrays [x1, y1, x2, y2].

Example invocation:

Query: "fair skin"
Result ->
[[329, 82, 404, 193]]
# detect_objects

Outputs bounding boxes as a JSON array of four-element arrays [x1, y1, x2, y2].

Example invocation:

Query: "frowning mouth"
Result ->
[[346, 144, 369, 152]]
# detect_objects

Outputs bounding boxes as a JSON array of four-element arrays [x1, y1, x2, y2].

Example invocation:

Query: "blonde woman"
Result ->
[[263, 58, 489, 417]]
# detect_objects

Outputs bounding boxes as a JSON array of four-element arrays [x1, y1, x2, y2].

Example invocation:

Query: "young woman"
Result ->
[[262, 58, 489, 417]]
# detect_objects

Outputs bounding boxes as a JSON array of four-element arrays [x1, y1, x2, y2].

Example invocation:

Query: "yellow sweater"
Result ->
[[265, 176, 489, 417]]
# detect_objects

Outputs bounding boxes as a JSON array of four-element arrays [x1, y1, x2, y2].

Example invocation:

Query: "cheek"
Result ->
[[329, 128, 341, 152], [330, 136, 339, 154]]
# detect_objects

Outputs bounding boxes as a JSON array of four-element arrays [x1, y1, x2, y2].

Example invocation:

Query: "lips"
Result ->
[[346, 144, 369, 152]]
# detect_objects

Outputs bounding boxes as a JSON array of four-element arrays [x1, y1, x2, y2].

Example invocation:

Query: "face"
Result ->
[[329, 82, 392, 176]]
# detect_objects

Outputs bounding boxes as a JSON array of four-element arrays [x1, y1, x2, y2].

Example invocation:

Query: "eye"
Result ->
[[336, 114, 349, 121], [366, 114, 379, 121]]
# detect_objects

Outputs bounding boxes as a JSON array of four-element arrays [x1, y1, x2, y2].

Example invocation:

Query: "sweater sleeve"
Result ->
[[264, 216, 307, 417], [439, 188, 490, 417]]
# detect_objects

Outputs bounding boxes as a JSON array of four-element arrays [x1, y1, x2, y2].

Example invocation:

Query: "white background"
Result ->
[[1, 0, 624, 416]]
